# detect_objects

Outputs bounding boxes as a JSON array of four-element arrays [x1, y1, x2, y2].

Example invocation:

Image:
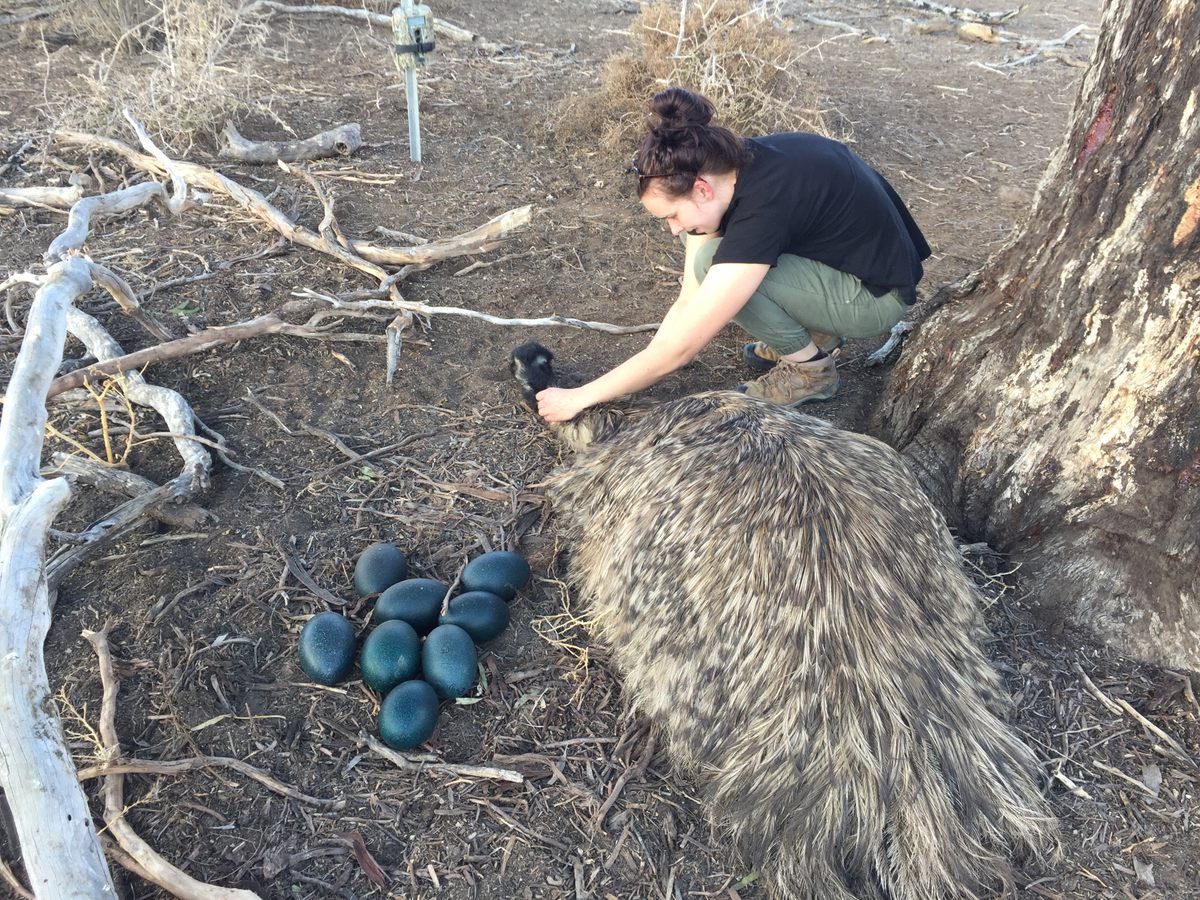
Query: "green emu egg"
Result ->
[[297, 612, 357, 685], [375, 578, 447, 635], [459, 551, 530, 602], [359, 620, 421, 693], [378, 680, 440, 750], [440, 591, 510, 643], [353, 543, 408, 596], [421, 624, 478, 699]]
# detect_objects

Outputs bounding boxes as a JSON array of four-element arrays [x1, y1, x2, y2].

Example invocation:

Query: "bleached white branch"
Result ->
[[238, 0, 512, 54], [44, 181, 169, 262], [0, 256, 117, 897], [65, 305, 211, 493], [220, 121, 363, 163], [0, 184, 84, 209], [122, 109, 189, 215]]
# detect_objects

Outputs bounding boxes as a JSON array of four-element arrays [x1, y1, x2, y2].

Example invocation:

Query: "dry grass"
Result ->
[[57, 0, 266, 149], [556, 0, 832, 153], [70, 0, 160, 53]]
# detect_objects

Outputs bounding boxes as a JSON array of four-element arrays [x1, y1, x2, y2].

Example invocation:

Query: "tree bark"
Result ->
[[874, 0, 1200, 668]]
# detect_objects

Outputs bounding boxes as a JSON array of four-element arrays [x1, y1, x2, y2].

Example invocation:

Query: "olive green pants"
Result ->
[[690, 236, 909, 356]]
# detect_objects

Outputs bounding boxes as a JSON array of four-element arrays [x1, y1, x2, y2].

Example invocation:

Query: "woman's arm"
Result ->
[[537, 261, 770, 422]]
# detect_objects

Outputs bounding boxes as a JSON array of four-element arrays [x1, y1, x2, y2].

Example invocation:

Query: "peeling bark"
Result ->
[[874, 0, 1200, 668]]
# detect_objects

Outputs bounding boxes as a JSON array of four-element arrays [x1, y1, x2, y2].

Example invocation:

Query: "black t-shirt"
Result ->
[[711, 133, 931, 304]]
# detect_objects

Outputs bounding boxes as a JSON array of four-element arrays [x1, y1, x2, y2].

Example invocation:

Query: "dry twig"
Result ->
[[83, 624, 263, 899], [77, 755, 345, 809], [361, 732, 524, 783]]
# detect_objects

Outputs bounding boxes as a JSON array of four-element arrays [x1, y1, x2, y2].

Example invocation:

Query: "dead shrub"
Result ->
[[556, 0, 831, 152], [69, 0, 160, 53], [57, 0, 266, 149]]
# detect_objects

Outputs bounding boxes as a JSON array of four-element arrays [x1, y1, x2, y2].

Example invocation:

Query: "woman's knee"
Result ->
[[687, 235, 722, 283]]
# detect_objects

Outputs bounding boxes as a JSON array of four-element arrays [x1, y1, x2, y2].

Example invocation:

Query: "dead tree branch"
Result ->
[[55, 130, 399, 289], [83, 625, 262, 899], [122, 109, 190, 215], [361, 733, 524, 782], [294, 288, 660, 335], [0, 257, 117, 896], [350, 205, 533, 266], [238, 0, 512, 54], [45, 302, 341, 398], [48, 453, 212, 529], [893, 0, 1021, 25], [44, 181, 170, 262], [77, 755, 344, 809], [221, 121, 362, 163], [54, 132, 534, 297], [0, 184, 84, 209], [65, 306, 210, 491]]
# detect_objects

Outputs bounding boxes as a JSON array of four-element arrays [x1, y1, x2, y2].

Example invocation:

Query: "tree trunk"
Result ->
[[874, 0, 1200, 669]]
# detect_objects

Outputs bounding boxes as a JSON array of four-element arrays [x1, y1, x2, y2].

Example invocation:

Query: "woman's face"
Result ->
[[640, 178, 727, 238]]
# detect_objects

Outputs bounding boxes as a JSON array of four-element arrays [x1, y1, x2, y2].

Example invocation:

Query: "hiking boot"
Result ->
[[741, 331, 845, 372], [736, 354, 840, 406]]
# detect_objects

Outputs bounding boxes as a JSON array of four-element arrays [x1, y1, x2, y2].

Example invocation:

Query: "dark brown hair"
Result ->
[[632, 87, 751, 198]]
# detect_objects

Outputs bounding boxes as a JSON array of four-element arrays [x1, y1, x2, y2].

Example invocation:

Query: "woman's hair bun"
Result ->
[[650, 87, 714, 132]]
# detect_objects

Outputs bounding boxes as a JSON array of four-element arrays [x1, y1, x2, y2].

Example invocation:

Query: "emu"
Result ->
[[511, 341, 1056, 900]]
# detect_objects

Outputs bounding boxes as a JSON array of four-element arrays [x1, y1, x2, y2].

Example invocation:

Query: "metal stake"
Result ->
[[405, 68, 421, 163]]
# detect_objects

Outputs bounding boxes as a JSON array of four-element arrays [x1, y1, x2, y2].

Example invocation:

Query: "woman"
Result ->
[[537, 86, 930, 423]]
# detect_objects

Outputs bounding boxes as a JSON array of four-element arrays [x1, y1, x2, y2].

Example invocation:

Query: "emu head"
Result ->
[[510, 341, 557, 410]]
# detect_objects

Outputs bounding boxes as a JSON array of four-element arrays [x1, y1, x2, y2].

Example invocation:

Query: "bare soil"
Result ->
[[1, 1, 1198, 898]]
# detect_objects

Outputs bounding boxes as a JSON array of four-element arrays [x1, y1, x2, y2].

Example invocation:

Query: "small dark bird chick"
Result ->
[[509, 341, 630, 450], [509, 341, 557, 410]]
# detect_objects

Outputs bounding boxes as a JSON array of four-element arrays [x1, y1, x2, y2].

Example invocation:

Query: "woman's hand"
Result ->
[[537, 386, 592, 423]]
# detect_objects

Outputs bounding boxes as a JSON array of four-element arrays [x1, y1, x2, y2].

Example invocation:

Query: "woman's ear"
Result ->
[[691, 177, 715, 202]]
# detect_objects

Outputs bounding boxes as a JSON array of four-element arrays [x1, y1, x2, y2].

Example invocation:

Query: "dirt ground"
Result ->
[[2, 0, 1199, 898]]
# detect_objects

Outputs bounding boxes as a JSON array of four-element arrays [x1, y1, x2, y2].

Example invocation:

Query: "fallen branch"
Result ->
[[280, 160, 353, 250], [85, 258, 175, 341], [47, 482, 190, 593], [122, 109, 189, 215], [44, 181, 170, 262], [45, 302, 340, 398], [55, 129, 396, 287], [865, 319, 914, 367], [0, 184, 84, 209], [296, 288, 660, 335], [221, 121, 363, 163], [893, 0, 1020, 25], [0, 8, 53, 26], [55, 131, 535, 290], [350, 205, 532, 266], [48, 453, 212, 529], [65, 306, 210, 491], [594, 731, 657, 830], [997, 24, 1091, 68], [41, 279, 651, 399], [361, 732, 524, 783], [239, 0, 512, 54], [0, 257, 117, 895], [77, 755, 345, 809], [84, 625, 263, 899]]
